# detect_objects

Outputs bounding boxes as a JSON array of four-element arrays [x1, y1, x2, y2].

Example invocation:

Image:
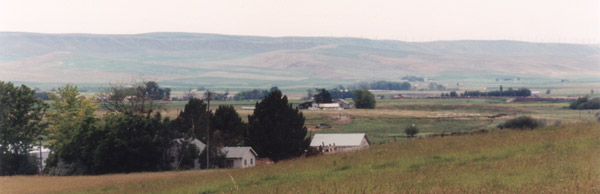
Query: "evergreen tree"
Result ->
[[93, 112, 174, 174], [246, 90, 310, 162], [211, 105, 246, 146], [172, 98, 210, 139], [314, 88, 333, 103]]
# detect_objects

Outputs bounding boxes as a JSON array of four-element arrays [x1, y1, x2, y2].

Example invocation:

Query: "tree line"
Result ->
[[0, 81, 308, 175], [348, 81, 412, 91], [442, 87, 532, 97]]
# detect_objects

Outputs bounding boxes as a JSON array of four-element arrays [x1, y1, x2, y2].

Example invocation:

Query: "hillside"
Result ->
[[1, 32, 599, 87], [2, 123, 598, 193]]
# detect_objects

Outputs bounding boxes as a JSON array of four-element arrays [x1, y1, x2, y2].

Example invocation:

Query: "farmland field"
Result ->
[[2, 123, 598, 193], [153, 98, 598, 144]]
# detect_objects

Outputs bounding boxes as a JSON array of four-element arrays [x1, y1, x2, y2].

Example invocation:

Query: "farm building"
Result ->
[[310, 133, 370, 154], [299, 101, 349, 110], [337, 99, 351, 109], [222, 147, 258, 168], [170, 138, 206, 169], [298, 101, 313, 109], [170, 138, 258, 169], [316, 103, 341, 110], [241, 106, 255, 110]]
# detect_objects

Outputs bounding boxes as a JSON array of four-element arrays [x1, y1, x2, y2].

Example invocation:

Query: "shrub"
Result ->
[[353, 89, 376, 109], [569, 96, 600, 110], [497, 116, 541, 130], [405, 125, 419, 137]]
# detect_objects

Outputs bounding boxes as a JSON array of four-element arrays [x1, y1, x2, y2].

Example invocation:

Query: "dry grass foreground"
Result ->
[[1, 123, 599, 194]]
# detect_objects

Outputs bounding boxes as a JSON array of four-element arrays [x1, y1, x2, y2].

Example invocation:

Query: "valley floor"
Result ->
[[2, 123, 599, 193]]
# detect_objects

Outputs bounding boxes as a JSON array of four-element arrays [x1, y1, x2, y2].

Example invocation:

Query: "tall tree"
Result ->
[[353, 89, 376, 109], [172, 98, 210, 139], [314, 88, 333, 103], [0, 81, 47, 175], [93, 112, 174, 174], [100, 81, 165, 115], [171, 98, 227, 169], [211, 105, 246, 146], [246, 90, 310, 162], [45, 84, 100, 175]]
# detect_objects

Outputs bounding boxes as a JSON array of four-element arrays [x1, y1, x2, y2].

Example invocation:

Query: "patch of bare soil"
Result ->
[[330, 114, 352, 124]]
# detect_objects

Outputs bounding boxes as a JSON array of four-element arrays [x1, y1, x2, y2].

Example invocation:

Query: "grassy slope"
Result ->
[[2, 123, 598, 193]]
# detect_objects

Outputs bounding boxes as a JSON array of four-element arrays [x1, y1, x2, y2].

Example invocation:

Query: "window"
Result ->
[[251, 158, 253, 165], [244, 160, 247, 166]]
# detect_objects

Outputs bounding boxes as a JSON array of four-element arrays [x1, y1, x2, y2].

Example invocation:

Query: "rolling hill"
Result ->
[[1, 32, 598, 88]]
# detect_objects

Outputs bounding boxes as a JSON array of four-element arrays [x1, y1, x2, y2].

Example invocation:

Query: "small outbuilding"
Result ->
[[310, 133, 370, 154], [222, 147, 258, 168], [337, 99, 351, 109], [298, 101, 313, 109], [170, 138, 206, 169]]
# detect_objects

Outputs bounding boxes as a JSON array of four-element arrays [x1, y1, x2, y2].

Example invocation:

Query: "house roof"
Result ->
[[338, 99, 350, 104], [222, 147, 258, 158], [310, 133, 368, 147], [173, 138, 206, 151]]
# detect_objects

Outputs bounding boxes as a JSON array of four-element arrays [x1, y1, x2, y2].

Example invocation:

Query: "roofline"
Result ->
[[222, 147, 259, 158]]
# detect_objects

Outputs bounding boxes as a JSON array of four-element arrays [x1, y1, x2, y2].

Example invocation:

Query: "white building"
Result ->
[[222, 147, 258, 168], [29, 146, 50, 170], [312, 103, 342, 110], [170, 138, 206, 169], [170, 138, 258, 169], [310, 133, 370, 154]]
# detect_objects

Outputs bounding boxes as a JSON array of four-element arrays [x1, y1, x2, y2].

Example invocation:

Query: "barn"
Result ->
[[310, 133, 370, 154]]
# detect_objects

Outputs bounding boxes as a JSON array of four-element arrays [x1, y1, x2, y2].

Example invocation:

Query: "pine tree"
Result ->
[[246, 90, 310, 162]]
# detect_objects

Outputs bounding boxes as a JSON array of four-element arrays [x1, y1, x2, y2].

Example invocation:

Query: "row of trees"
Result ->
[[461, 87, 531, 97], [310, 88, 376, 109], [0, 81, 309, 175], [348, 81, 412, 91], [233, 87, 280, 100]]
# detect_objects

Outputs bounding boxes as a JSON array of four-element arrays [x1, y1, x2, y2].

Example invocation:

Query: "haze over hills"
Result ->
[[1, 32, 598, 88]]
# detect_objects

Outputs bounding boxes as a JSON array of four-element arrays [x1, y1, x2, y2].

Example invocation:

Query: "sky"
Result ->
[[1, 0, 599, 43]]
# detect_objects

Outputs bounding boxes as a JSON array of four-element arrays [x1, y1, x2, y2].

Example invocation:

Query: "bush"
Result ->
[[353, 89, 376, 109], [497, 116, 542, 130], [569, 96, 600, 110], [405, 125, 419, 138]]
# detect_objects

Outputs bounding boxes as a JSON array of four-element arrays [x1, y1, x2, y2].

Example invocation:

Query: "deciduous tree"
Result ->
[[0, 81, 47, 175], [353, 89, 376, 109]]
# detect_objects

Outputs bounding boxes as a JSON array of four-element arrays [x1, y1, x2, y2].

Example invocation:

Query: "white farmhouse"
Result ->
[[222, 147, 258, 168], [310, 133, 370, 154], [170, 138, 259, 169]]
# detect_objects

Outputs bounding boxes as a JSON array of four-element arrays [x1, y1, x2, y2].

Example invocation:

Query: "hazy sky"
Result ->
[[1, 0, 598, 43]]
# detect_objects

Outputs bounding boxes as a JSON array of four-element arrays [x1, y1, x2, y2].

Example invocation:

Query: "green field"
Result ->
[[2, 123, 598, 193], [153, 98, 598, 144]]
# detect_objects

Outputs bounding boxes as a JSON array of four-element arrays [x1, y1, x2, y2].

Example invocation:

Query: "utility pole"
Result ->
[[37, 136, 43, 175], [206, 90, 211, 169]]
